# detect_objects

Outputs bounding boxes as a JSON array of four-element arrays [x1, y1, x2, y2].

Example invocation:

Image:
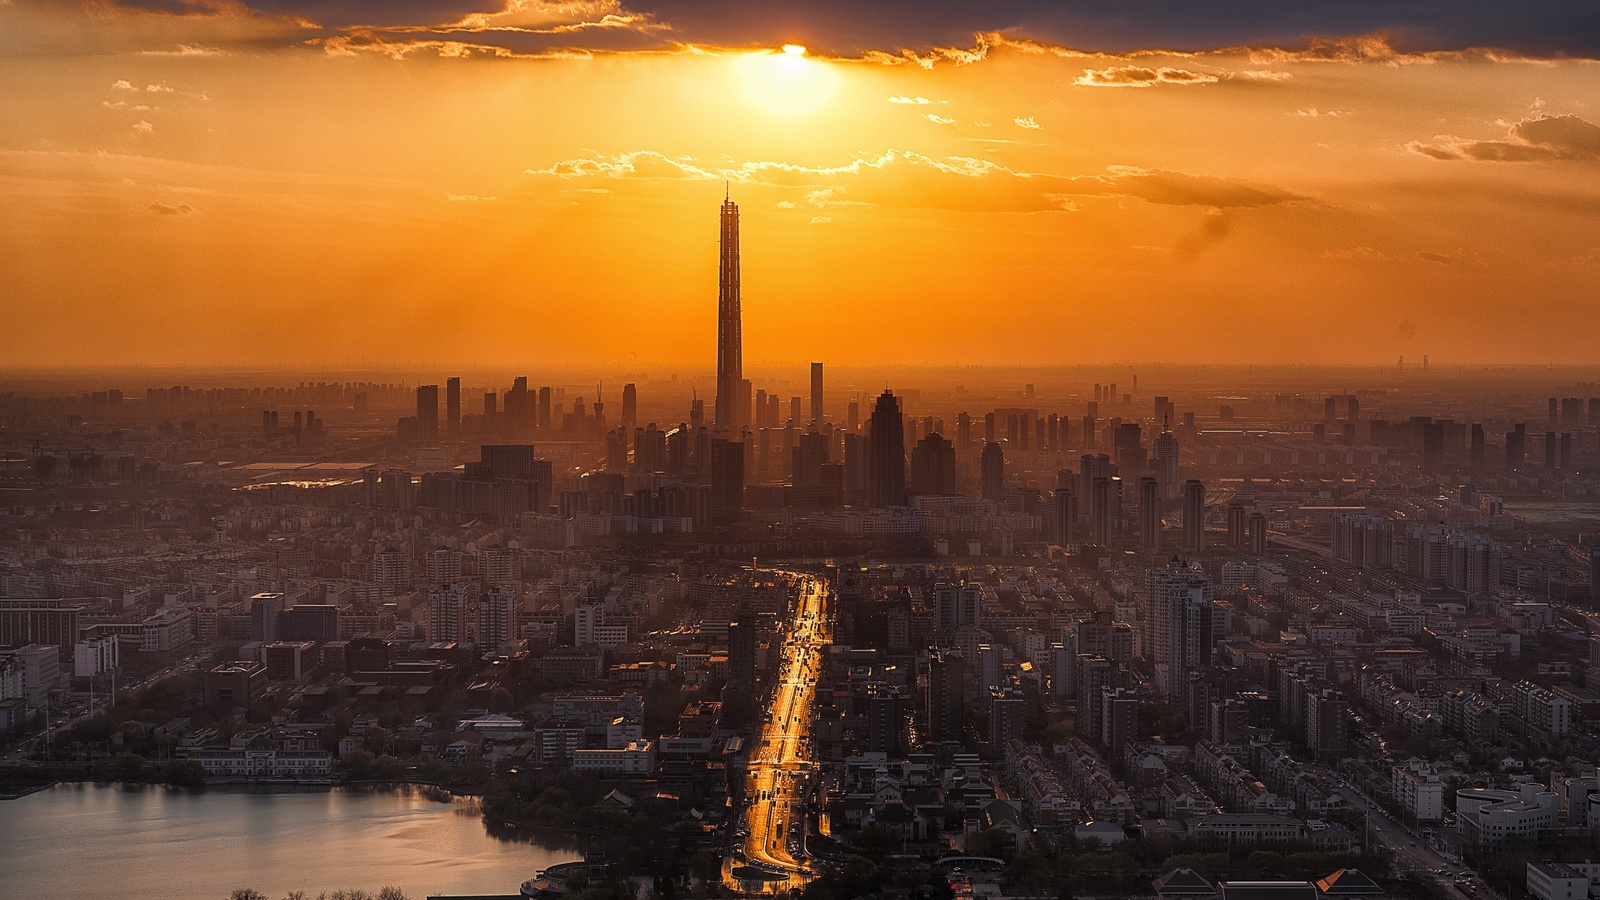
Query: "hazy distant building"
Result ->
[[1138, 475, 1161, 550], [980, 442, 1005, 502], [446, 377, 461, 438], [621, 382, 637, 428], [910, 432, 958, 496], [810, 362, 823, 428], [416, 384, 440, 439]]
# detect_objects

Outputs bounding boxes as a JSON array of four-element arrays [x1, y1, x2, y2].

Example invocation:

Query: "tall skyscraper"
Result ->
[[926, 649, 964, 743], [810, 361, 823, 429], [416, 384, 439, 439], [715, 190, 744, 434], [868, 389, 907, 507], [445, 377, 461, 438], [1182, 479, 1206, 553], [1138, 475, 1161, 550], [621, 382, 637, 428], [909, 432, 957, 496]]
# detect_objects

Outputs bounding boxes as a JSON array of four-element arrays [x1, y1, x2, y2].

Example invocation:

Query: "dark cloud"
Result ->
[[1411, 113, 1600, 162], [102, 0, 1600, 55]]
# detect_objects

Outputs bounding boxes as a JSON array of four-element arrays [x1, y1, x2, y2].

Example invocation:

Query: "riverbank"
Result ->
[[2, 782, 578, 900]]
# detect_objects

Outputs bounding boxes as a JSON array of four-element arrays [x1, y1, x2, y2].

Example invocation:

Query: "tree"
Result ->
[[377, 888, 409, 900], [230, 890, 268, 900]]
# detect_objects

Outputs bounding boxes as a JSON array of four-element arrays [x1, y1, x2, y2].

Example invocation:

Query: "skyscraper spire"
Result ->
[[715, 189, 744, 433]]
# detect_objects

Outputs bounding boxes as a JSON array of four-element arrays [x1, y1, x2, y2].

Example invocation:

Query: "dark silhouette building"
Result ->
[[416, 384, 440, 439], [980, 442, 1004, 502], [868, 389, 907, 507], [1182, 479, 1206, 553], [715, 190, 745, 434], [909, 432, 957, 495]]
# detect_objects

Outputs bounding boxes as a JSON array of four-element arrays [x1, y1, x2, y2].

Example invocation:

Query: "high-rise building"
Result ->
[[715, 191, 744, 433], [428, 585, 469, 643], [909, 432, 957, 495], [728, 620, 756, 688], [1153, 429, 1180, 499], [446, 377, 461, 438], [621, 383, 637, 428], [810, 361, 823, 429], [1147, 562, 1222, 699], [709, 437, 744, 520], [1247, 511, 1268, 555], [868, 389, 907, 507], [416, 384, 440, 439], [477, 588, 517, 649], [1182, 479, 1206, 553], [980, 442, 1005, 502], [933, 582, 982, 633], [1227, 502, 1247, 549], [1138, 476, 1161, 550], [1090, 475, 1120, 545], [1051, 487, 1077, 544], [926, 649, 964, 744]]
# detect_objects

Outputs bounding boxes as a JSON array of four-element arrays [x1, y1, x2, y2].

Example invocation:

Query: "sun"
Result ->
[[735, 45, 841, 116]]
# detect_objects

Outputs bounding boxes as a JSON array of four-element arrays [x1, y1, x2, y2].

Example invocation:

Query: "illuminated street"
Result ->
[[726, 572, 831, 895]]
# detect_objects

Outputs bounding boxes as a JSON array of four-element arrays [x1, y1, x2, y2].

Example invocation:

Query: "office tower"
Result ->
[[1051, 488, 1077, 544], [1147, 562, 1221, 699], [810, 362, 823, 428], [956, 412, 972, 450], [1227, 502, 1247, 549], [1081, 414, 1097, 449], [728, 620, 756, 687], [477, 588, 517, 649], [621, 383, 637, 428], [445, 377, 461, 438], [926, 650, 964, 744], [909, 432, 957, 495], [1138, 476, 1161, 550], [714, 191, 744, 433], [416, 384, 440, 439], [1562, 432, 1573, 471], [1546, 431, 1559, 470], [1247, 511, 1268, 555], [537, 386, 552, 433], [709, 437, 744, 520], [1506, 424, 1526, 472], [842, 432, 869, 498], [573, 601, 599, 647], [481, 392, 497, 435], [868, 389, 907, 507], [847, 399, 859, 432], [1182, 479, 1206, 553], [1153, 428, 1179, 499], [1550, 397, 1560, 422], [866, 686, 903, 755], [1470, 424, 1486, 470], [980, 442, 1004, 502]]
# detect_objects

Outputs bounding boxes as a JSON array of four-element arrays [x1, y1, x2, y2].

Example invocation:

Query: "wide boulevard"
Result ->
[[725, 572, 830, 895]]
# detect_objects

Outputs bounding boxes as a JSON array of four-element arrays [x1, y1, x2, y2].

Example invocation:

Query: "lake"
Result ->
[[0, 783, 579, 900]]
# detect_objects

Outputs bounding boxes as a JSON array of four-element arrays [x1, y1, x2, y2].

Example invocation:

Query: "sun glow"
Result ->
[[736, 45, 840, 116]]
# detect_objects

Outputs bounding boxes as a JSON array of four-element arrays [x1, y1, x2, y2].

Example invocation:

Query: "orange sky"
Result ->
[[3, 2, 1600, 369]]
